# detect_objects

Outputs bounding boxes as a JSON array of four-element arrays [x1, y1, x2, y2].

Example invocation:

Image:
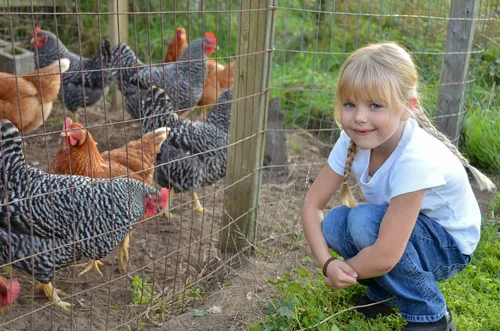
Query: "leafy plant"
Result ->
[[131, 275, 153, 305]]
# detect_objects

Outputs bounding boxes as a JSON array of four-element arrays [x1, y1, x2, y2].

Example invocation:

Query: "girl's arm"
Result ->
[[346, 189, 425, 279], [302, 165, 358, 287]]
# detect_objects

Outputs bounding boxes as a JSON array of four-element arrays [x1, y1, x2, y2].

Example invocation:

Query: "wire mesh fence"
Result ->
[[0, 0, 497, 330]]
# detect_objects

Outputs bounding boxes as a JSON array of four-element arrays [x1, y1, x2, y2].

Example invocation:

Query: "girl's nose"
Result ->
[[353, 108, 368, 124]]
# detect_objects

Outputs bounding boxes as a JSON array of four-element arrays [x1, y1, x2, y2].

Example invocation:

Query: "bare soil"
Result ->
[[0, 101, 497, 331]]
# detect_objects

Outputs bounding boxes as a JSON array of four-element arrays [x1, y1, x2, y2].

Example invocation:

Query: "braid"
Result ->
[[340, 140, 358, 208], [413, 108, 496, 192]]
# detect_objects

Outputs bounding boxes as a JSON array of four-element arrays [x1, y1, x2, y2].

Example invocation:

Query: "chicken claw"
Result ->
[[35, 283, 72, 311], [192, 192, 211, 214], [77, 259, 104, 277]]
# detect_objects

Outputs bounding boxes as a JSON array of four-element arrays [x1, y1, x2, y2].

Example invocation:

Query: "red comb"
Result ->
[[0, 279, 19, 306], [204, 32, 216, 45], [35, 26, 41, 34], [160, 188, 169, 210], [63, 117, 73, 131]]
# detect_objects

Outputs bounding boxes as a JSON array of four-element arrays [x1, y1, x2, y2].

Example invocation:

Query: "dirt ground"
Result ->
[[0, 101, 498, 331]]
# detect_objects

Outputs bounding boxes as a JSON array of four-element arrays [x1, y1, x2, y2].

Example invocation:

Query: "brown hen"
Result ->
[[0, 58, 69, 134], [163, 27, 188, 63], [50, 117, 169, 274]]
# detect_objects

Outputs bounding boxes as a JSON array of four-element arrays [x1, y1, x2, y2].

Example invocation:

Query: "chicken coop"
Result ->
[[0, 0, 497, 330]]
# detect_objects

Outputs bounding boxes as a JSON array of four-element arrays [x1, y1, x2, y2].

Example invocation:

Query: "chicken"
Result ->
[[0, 58, 70, 134], [50, 118, 169, 272], [163, 27, 188, 63], [0, 119, 169, 310], [33, 27, 113, 121], [111, 32, 216, 119], [142, 86, 233, 213], [197, 61, 235, 117], [0, 276, 20, 313], [162, 28, 235, 118]]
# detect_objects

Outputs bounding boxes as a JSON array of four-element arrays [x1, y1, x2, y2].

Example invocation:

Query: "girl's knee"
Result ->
[[322, 205, 350, 250], [347, 204, 387, 249]]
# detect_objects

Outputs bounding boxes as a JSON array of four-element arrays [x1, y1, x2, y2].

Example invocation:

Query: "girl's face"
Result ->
[[339, 97, 409, 154]]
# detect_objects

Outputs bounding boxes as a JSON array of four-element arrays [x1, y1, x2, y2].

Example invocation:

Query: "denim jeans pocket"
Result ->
[[433, 255, 471, 281]]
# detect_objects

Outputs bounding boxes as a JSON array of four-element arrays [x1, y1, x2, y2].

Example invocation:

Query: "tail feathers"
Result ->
[[99, 40, 113, 67], [150, 127, 169, 152], [141, 86, 174, 134], [209, 88, 233, 116], [112, 43, 144, 81], [0, 120, 24, 161]]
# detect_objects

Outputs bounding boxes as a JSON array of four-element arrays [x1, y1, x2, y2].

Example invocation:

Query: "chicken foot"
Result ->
[[76, 259, 104, 277], [35, 282, 71, 311]]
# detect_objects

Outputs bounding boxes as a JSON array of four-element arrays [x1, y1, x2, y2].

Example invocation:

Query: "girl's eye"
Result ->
[[369, 103, 382, 110], [343, 103, 355, 108]]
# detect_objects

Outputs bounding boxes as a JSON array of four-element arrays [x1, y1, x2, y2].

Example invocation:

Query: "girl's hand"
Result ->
[[324, 260, 358, 289]]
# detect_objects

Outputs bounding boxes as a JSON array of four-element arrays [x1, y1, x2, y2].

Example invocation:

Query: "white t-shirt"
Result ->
[[328, 118, 481, 255]]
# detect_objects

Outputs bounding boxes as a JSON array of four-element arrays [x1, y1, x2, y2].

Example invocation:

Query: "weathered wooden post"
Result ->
[[219, 0, 276, 253], [436, 0, 479, 144], [108, 0, 129, 109]]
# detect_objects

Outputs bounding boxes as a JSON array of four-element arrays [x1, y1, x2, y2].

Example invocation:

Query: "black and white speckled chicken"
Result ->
[[0, 119, 168, 310], [141, 86, 232, 213], [33, 27, 113, 121], [111, 32, 216, 119]]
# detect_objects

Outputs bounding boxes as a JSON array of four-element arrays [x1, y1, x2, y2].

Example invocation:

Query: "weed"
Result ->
[[131, 275, 153, 305]]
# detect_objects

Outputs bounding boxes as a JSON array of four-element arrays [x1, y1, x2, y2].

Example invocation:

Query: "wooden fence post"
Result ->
[[219, 0, 276, 253], [436, 0, 479, 144], [108, 0, 128, 109]]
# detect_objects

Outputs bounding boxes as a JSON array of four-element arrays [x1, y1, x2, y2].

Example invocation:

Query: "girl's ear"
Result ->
[[402, 97, 418, 121]]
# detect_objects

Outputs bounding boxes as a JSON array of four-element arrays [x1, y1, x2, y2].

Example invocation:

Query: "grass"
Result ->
[[249, 223, 500, 331]]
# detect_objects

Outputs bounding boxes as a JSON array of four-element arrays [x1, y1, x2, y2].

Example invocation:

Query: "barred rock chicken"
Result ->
[[111, 32, 216, 119], [163, 28, 235, 118], [50, 118, 169, 273], [142, 86, 232, 213], [0, 119, 168, 310], [33, 27, 113, 121], [163, 28, 188, 64], [0, 58, 70, 134], [0, 276, 20, 313]]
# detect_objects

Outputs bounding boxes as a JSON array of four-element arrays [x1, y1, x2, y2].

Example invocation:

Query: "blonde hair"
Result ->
[[334, 42, 496, 208]]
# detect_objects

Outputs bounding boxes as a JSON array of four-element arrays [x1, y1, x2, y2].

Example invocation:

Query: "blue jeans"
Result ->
[[322, 204, 471, 323]]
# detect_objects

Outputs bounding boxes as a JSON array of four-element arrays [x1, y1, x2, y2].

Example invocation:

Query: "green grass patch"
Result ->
[[250, 224, 500, 330]]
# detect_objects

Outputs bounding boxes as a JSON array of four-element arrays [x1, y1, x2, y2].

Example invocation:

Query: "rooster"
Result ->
[[0, 58, 70, 134], [142, 86, 232, 213], [111, 32, 216, 119], [163, 27, 235, 118], [0, 276, 20, 313], [33, 27, 113, 121], [50, 118, 169, 273], [0, 119, 168, 310]]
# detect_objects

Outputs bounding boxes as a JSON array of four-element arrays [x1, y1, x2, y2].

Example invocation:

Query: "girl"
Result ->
[[301, 42, 496, 331]]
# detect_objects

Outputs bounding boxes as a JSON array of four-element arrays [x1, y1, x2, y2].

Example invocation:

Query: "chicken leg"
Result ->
[[76, 259, 104, 277], [192, 192, 211, 214], [119, 229, 136, 272], [35, 282, 71, 311]]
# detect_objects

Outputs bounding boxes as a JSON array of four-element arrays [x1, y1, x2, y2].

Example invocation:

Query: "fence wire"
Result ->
[[0, 0, 497, 330]]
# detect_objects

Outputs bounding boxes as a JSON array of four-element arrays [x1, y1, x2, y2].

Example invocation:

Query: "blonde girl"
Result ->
[[301, 42, 495, 331]]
